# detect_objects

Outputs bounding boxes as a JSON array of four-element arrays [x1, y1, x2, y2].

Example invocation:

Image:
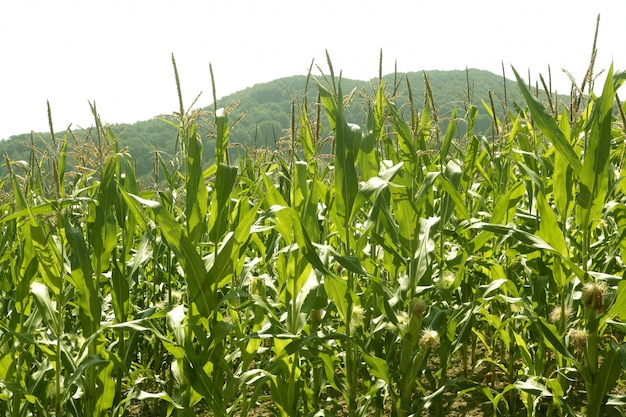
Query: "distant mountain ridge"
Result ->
[[0, 68, 551, 180]]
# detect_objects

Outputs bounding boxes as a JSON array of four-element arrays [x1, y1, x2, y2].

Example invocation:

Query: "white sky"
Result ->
[[0, 0, 624, 140]]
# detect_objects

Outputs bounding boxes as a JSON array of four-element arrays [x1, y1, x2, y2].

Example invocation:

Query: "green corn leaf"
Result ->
[[262, 169, 290, 209], [292, 161, 319, 239], [92, 154, 119, 276], [126, 232, 150, 280], [154, 146, 175, 187], [439, 107, 457, 162], [215, 107, 229, 165], [461, 135, 480, 192], [0, 199, 76, 224], [607, 202, 626, 262], [185, 122, 208, 244], [318, 82, 359, 233], [65, 215, 99, 329], [316, 244, 369, 276], [389, 182, 418, 255], [536, 317, 577, 363], [106, 319, 154, 333], [414, 171, 439, 209], [324, 274, 349, 321], [208, 232, 239, 292], [359, 96, 382, 182], [385, 95, 418, 169], [30, 281, 59, 336], [360, 349, 390, 384], [14, 229, 38, 316], [413, 216, 439, 286], [119, 155, 140, 259], [281, 332, 315, 355], [553, 110, 575, 220], [268, 205, 328, 274], [466, 105, 479, 136], [472, 220, 548, 250], [468, 181, 525, 253], [94, 361, 116, 417], [536, 189, 569, 258], [127, 193, 214, 319], [61, 355, 110, 405], [57, 133, 68, 198], [492, 180, 525, 225], [183, 354, 225, 416], [440, 176, 469, 222], [0, 351, 13, 382], [513, 331, 534, 368], [120, 390, 182, 410], [338, 123, 359, 226], [469, 222, 584, 279], [317, 83, 337, 130], [491, 384, 519, 415], [588, 344, 621, 417], [614, 69, 626, 90], [299, 106, 315, 161], [616, 341, 626, 371], [351, 161, 403, 222], [440, 160, 470, 222], [514, 378, 553, 397], [512, 66, 582, 175], [29, 213, 63, 295], [601, 280, 626, 331], [6, 157, 27, 212], [233, 198, 263, 247], [208, 164, 238, 243], [262, 170, 328, 273], [387, 170, 438, 256], [123, 153, 140, 194], [577, 65, 615, 231], [110, 260, 130, 323]]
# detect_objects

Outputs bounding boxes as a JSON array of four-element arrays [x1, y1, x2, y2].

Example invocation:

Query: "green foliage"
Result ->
[[0, 55, 625, 417], [0, 69, 531, 184]]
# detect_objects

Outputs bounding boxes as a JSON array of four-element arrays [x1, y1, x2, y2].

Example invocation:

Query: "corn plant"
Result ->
[[2, 47, 626, 417]]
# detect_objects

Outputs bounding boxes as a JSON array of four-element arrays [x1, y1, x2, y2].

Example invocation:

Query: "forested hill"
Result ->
[[214, 69, 526, 147], [0, 68, 550, 181]]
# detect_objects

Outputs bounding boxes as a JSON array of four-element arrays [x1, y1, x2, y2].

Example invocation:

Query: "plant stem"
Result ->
[[346, 270, 357, 417]]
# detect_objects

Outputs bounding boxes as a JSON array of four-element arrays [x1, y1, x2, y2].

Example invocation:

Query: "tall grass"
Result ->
[[0, 47, 626, 417]]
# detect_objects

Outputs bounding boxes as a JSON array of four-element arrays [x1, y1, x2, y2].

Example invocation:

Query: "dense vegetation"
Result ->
[[0, 68, 528, 182], [0, 52, 626, 417]]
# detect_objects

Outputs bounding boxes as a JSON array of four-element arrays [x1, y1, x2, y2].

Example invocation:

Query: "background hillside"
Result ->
[[0, 68, 556, 181]]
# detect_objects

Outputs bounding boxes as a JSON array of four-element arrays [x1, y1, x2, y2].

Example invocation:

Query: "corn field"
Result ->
[[1, 52, 626, 417]]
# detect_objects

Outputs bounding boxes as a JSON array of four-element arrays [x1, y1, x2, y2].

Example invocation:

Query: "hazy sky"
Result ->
[[1, 0, 624, 140]]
